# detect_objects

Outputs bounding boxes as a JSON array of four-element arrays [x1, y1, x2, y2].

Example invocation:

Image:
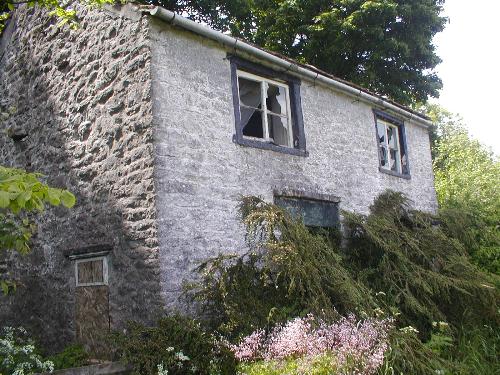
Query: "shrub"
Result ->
[[452, 324, 500, 375], [188, 192, 499, 375], [46, 344, 89, 370], [112, 315, 236, 375], [342, 191, 498, 338], [379, 326, 454, 375], [233, 314, 392, 375], [439, 208, 500, 275], [0, 326, 54, 375], [186, 196, 371, 337]]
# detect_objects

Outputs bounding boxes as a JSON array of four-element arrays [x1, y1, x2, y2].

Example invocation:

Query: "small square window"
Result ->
[[230, 57, 307, 156], [374, 110, 410, 178], [75, 256, 108, 287]]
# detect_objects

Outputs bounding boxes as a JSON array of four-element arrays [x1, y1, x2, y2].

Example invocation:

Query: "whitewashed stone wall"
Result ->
[[149, 21, 437, 309]]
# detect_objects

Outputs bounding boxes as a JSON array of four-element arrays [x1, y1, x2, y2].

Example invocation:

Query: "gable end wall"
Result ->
[[0, 5, 161, 350]]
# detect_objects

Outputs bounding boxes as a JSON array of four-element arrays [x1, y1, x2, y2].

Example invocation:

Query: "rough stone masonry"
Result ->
[[0, 3, 437, 352], [0, 4, 162, 351]]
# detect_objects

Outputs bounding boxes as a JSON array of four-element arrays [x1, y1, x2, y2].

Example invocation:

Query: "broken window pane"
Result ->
[[377, 123, 386, 144], [268, 114, 289, 146], [379, 146, 388, 167], [237, 70, 296, 148], [238, 77, 262, 108], [390, 149, 401, 172], [266, 84, 287, 116], [401, 153, 409, 175], [241, 107, 264, 138], [387, 126, 398, 149], [375, 114, 409, 175]]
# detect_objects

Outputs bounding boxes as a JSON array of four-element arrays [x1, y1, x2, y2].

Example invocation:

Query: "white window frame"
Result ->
[[236, 70, 294, 147], [377, 118, 402, 174], [75, 256, 108, 287]]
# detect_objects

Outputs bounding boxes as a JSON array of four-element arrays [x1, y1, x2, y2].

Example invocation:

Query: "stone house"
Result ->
[[0, 3, 437, 352]]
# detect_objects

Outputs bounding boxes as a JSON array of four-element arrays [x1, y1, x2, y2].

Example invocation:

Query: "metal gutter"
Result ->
[[146, 6, 433, 128]]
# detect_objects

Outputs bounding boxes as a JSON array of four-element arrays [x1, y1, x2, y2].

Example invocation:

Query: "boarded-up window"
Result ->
[[75, 257, 108, 286], [274, 196, 339, 228]]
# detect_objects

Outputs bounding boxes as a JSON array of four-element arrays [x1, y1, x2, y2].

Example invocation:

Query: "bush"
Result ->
[[342, 191, 498, 338], [112, 315, 236, 375], [449, 324, 499, 375], [46, 344, 89, 370], [186, 196, 370, 337], [0, 326, 54, 375], [379, 326, 454, 375], [187, 192, 499, 375], [439, 208, 500, 275], [234, 314, 392, 375]]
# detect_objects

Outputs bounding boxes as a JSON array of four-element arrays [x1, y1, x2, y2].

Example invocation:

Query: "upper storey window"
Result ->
[[230, 57, 307, 156], [374, 110, 410, 178], [238, 71, 293, 147]]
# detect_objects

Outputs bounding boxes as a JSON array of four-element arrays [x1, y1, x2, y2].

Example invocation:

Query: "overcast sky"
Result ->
[[432, 0, 500, 154]]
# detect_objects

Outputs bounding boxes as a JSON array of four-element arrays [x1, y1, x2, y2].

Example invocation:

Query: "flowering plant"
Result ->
[[0, 327, 54, 375], [232, 314, 393, 375]]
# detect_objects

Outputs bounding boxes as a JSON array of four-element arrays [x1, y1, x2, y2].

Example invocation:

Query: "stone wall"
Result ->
[[0, 4, 162, 351], [149, 20, 438, 309], [0, 3, 439, 350]]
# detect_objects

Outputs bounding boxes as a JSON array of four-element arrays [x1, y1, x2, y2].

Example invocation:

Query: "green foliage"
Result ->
[[383, 322, 500, 375], [424, 322, 453, 357], [186, 196, 370, 337], [451, 325, 500, 375], [189, 192, 498, 344], [146, 0, 446, 105], [238, 353, 342, 375], [0, 326, 54, 375], [423, 104, 500, 274], [439, 208, 500, 275], [46, 344, 89, 370], [379, 327, 454, 375], [0, 166, 75, 214], [0, 166, 76, 293], [433, 122, 500, 219], [188, 193, 499, 375], [342, 191, 498, 338], [111, 315, 237, 375], [0, 0, 115, 32]]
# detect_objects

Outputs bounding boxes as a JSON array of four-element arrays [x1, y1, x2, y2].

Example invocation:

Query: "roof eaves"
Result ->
[[141, 5, 432, 128]]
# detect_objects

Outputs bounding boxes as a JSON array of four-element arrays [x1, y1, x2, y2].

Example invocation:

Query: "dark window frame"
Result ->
[[230, 56, 308, 157], [373, 109, 411, 179]]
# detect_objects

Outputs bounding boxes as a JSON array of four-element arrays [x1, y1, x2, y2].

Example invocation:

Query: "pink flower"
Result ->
[[230, 314, 393, 374], [231, 329, 266, 361]]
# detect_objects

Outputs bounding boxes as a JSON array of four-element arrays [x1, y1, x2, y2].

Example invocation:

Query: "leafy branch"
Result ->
[[0, 165, 76, 294], [0, 0, 115, 32]]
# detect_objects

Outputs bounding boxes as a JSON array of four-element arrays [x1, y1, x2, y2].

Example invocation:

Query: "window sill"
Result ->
[[379, 166, 411, 180], [233, 135, 308, 157]]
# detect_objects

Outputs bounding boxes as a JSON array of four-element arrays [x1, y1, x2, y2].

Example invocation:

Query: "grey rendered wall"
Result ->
[[0, 5, 162, 350], [149, 21, 438, 309]]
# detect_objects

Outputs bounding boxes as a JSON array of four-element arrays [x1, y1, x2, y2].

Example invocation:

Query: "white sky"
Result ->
[[432, 0, 500, 154]]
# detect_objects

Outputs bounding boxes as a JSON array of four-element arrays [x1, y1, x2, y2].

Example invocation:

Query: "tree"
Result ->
[[0, 0, 114, 32], [0, 166, 76, 294], [146, 0, 447, 105], [425, 104, 500, 274], [2, 0, 446, 104]]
